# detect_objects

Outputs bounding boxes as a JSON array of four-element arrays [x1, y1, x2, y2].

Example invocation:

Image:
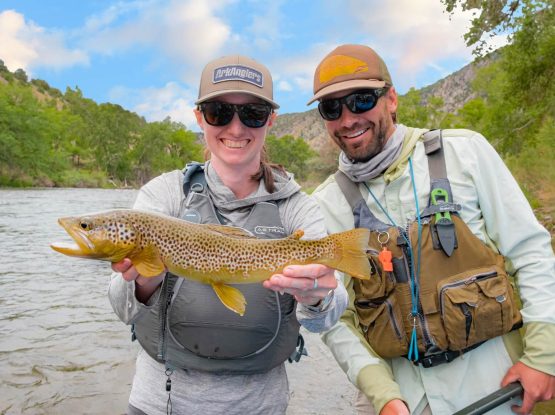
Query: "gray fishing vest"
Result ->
[[132, 163, 302, 374]]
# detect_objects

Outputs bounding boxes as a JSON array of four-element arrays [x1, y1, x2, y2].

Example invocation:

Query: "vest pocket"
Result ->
[[438, 267, 516, 350], [355, 294, 407, 358]]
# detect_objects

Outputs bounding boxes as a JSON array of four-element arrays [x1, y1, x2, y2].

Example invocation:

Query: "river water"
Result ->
[[0, 188, 356, 415], [0, 188, 138, 414]]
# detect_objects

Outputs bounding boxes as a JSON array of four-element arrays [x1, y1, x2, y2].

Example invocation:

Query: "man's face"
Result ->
[[321, 88, 397, 163]]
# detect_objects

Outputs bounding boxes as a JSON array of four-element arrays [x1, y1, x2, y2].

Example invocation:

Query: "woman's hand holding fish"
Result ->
[[112, 258, 166, 304], [262, 264, 337, 306]]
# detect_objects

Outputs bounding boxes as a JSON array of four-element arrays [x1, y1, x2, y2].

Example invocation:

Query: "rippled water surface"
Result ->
[[0, 188, 139, 414]]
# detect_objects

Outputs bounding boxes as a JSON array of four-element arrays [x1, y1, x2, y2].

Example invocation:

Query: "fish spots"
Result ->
[[75, 210, 339, 280]]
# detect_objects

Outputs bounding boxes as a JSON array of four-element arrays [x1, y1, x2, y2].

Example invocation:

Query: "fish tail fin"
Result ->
[[212, 283, 247, 316], [327, 228, 371, 280]]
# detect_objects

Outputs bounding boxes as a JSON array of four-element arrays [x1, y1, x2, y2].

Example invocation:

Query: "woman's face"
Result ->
[[194, 93, 276, 171]]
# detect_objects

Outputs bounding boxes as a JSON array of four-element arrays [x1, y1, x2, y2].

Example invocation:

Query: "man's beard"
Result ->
[[339, 119, 388, 163]]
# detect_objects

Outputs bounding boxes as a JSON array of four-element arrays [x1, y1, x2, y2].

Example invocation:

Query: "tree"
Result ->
[[266, 135, 316, 181], [397, 88, 447, 127], [441, 0, 551, 56], [13, 68, 28, 83]]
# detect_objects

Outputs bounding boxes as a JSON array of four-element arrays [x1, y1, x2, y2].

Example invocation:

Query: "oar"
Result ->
[[453, 382, 523, 415]]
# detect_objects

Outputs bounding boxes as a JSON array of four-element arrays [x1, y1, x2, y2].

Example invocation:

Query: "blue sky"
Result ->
[[0, 0, 507, 131]]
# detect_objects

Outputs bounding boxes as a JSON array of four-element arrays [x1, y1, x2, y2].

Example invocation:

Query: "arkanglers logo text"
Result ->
[[213, 65, 264, 87], [254, 226, 286, 236]]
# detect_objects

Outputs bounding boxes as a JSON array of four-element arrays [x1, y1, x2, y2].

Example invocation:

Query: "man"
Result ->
[[309, 44, 555, 414]]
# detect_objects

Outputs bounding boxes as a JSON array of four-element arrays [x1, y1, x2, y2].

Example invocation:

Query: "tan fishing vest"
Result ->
[[335, 130, 522, 367]]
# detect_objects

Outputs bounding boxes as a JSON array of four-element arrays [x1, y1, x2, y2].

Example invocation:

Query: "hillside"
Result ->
[[0, 63, 203, 188], [419, 55, 493, 113]]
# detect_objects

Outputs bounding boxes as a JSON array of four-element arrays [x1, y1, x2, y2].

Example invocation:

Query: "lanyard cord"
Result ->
[[408, 157, 422, 361], [362, 157, 422, 361]]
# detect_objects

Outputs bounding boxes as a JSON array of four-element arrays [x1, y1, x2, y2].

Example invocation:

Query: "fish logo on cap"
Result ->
[[318, 55, 369, 84]]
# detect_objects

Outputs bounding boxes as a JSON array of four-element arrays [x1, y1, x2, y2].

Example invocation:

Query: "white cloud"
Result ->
[[277, 80, 292, 91], [110, 82, 199, 130], [270, 42, 342, 94], [81, 0, 233, 83], [343, 0, 475, 82], [0, 10, 88, 73]]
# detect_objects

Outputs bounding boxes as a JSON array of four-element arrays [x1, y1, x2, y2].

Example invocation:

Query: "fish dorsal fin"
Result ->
[[211, 283, 247, 316], [288, 229, 304, 240], [203, 224, 256, 239], [131, 245, 166, 277]]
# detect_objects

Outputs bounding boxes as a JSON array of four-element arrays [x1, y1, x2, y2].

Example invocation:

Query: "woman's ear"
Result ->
[[268, 111, 277, 127], [194, 108, 204, 129]]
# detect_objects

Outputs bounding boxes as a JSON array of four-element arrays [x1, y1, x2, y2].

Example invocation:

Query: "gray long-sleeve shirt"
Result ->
[[108, 163, 348, 415]]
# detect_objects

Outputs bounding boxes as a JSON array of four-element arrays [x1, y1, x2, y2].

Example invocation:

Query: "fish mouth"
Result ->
[[50, 218, 98, 258]]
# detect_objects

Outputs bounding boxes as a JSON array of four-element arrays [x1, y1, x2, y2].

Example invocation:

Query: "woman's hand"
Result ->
[[112, 258, 166, 303], [262, 264, 337, 306]]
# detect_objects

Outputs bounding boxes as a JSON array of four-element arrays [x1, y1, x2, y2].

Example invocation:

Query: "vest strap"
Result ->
[[422, 130, 457, 256], [410, 340, 485, 368], [334, 170, 390, 232], [182, 162, 205, 196], [422, 130, 453, 196], [334, 170, 364, 210]]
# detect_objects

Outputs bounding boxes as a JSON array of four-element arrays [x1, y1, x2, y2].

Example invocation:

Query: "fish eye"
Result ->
[[80, 221, 91, 230]]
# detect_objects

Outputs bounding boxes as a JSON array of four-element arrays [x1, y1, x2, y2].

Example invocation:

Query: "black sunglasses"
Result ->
[[200, 102, 273, 128], [318, 88, 389, 121]]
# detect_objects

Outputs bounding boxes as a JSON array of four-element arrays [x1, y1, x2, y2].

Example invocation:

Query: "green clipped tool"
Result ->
[[431, 188, 455, 256]]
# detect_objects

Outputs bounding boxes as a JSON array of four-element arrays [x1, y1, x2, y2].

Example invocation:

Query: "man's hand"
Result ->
[[262, 264, 337, 306], [380, 399, 410, 415], [112, 258, 165, 303], [501, 361, 555, 414]]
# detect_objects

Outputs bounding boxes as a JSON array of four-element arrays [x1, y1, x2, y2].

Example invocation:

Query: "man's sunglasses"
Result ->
[[318, 88, 389, 121], [200, 102, 273, 128]]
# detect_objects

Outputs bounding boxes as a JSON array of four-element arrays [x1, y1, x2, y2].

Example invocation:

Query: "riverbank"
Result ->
[[287, 329, 356, 415]]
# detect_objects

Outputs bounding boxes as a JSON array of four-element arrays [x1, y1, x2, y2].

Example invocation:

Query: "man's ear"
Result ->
[[386, 87, 398, 114]]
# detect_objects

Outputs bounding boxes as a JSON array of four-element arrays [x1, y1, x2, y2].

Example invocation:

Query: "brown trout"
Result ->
[[51, 209, 370, 315]]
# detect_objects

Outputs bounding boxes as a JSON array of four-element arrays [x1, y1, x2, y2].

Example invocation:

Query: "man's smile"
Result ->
[[342, 128, 369, 139]]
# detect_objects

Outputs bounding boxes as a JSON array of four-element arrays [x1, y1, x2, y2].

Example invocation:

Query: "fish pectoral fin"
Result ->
[[211, 283, 247, 316], [131, 245, 166, 277], [288, 229, 304, 240], [204, 224, 256, 239]]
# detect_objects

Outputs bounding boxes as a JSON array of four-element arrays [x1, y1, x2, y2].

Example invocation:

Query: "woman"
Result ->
[[108, 54, 348, 415]]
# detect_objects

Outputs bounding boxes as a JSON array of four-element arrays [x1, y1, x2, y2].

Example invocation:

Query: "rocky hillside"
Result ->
[[419, 55, 493, 113], [270, 56, 494, 149], [269, 108, 328, 150]]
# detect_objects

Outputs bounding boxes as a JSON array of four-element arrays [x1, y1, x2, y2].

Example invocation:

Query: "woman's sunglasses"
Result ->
[[200, 102, 273, 128], [318, 88, 389, 121]]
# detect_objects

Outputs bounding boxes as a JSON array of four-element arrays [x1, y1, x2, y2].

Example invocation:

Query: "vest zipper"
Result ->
[[438, 270, 497, 316], [460, 302, 472, 344], [403, 222, 436, 350], [385, 298, 403, 339]]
